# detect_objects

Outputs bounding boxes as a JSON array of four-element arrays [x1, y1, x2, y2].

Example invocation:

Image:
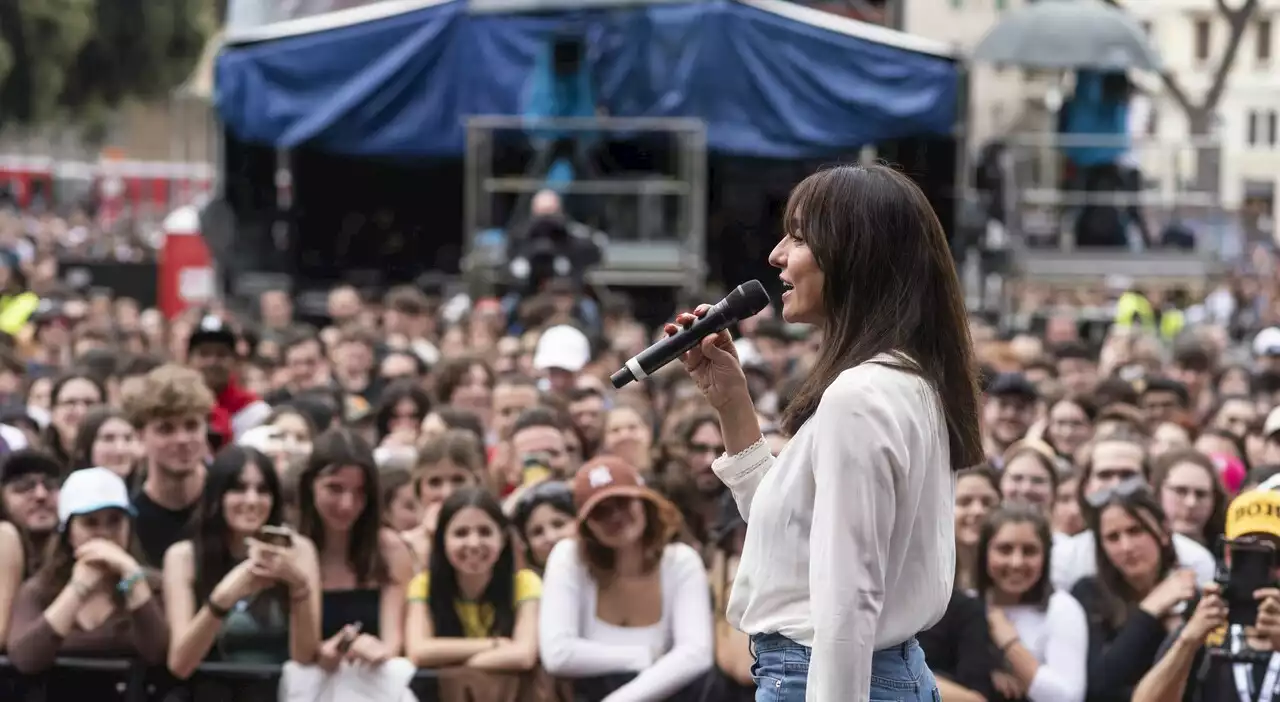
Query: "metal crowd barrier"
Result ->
[[0, 655, 443, 702]]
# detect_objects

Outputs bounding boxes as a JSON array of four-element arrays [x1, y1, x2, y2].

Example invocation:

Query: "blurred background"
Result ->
[[0, 0, 1275, 330]]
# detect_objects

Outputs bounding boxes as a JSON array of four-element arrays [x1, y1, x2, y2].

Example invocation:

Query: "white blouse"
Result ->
[[538, 540, 713, 702], [713, 357, 956, 701], [1002, 591, 1089, 702]]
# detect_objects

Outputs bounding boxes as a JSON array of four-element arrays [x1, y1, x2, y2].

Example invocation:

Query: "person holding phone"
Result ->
[[1134, 488, 1280, 702], [164, 446, 323, 695]]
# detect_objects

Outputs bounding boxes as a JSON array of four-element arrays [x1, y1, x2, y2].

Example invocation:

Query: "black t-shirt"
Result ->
[[917, 590, 998, 699], [133, 488, 197, 567]]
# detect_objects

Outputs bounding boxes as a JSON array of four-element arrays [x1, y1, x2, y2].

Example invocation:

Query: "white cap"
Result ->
[[1266, 406, 1280, 438], [58, 467, 134, 529], [1256, 327, 1280, 357], [533, 325, 590, 373]]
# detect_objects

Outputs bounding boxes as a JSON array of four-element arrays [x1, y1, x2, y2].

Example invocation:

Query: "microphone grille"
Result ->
[[725, 280, 772, 318]]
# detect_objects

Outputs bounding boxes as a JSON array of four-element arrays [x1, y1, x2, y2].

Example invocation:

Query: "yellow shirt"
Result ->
[[407, 569, 542, 639]]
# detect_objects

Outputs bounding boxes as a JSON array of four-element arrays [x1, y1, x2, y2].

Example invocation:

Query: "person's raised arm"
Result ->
[[808, 376, 903, 701], [284, 537, 322, 665], [606, 545, 714, 702], [6, 570, 101, 674], [0, 522, 24, 648], [539, 540, 654, 676], [667, 308, 769, 517], [123, 572, 169, 668], [1133, 588, 1226, 702]]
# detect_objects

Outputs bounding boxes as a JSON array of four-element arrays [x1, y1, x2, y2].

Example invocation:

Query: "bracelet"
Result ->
[[117, 570, 146, 596], [490, 637, 501, 649], [206, 596, 231, 619], [1000, 636, 1021, 652], [70, 580, 92, 599]]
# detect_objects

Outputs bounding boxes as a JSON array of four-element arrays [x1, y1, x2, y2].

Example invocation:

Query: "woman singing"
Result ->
[[668, 164, 983, 701]]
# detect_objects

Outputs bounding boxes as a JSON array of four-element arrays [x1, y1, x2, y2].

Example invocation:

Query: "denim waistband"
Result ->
[[750, 632, 920, 657]]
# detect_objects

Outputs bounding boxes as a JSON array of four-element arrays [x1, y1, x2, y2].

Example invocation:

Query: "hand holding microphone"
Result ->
[[663, 305, 751, 413]]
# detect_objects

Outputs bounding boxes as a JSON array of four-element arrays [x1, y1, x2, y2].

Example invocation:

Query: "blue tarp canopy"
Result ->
[[215, 0, 961, 159]]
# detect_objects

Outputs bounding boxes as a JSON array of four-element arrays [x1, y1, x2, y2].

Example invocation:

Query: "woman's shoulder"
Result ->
[[1047, 589, 1088, 621], [660, 542, 708, 579], [514, 569, 542, 602], [822, 358, 934, 414], [162, 539, 195, 568], [547, 537, 583, 568]]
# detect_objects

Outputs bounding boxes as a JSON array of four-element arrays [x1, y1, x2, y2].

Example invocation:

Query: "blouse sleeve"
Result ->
[[538, 540, 653, 677], [5, 579, 63, 674], [807, 376, 907, 702], [710, 436, 773, 521], [1027, 592, 1089, 702], [606, 545, 714, 702]]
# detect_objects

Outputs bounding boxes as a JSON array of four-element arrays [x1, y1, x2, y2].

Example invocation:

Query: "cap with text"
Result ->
[[1225, 488, 1280, 540]]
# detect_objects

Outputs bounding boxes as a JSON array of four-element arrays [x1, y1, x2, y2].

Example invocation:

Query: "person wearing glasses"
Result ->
[[1052, 434, 1217, 593], [0, 450, 62, 574]]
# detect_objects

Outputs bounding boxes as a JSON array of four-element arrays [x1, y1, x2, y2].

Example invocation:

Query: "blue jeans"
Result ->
[[749, 632, 941, 702]]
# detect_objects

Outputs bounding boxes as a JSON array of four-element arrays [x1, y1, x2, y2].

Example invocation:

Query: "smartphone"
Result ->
[[1224, 539, 1276, 627], [337, 621, 364, 653], [256, 525, 294, 548]]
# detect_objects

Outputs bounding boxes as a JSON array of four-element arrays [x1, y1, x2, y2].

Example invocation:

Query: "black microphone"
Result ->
[[610, 280, 771, 389]]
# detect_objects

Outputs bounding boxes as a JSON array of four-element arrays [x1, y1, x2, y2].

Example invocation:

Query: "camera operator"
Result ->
[[504, 190, 603, 332], [1134, 489, 1280, 702]]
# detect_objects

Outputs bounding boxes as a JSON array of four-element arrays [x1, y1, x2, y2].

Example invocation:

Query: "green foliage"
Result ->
[[0, 0, 215, 131]]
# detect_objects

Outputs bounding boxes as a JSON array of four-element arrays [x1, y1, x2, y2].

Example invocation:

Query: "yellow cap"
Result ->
[[1225, 490, 1280, 540]]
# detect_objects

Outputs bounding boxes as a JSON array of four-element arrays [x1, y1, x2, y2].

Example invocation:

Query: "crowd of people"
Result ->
[[3, 202, 1280, 701]]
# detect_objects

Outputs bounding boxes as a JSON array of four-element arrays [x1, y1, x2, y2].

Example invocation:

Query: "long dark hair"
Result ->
[[193, 446, 288, 612], [70, 406, 135, 471], [778, 165, 982, 471], [428, 488, 516, 638], [1086, 486, 1178, 631], [374, 380, 433, 442], [296, 428, 387, 586], [976, 504, 1054, 609]]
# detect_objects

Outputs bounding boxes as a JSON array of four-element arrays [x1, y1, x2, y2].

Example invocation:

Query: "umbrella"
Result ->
[[973, 0, 1162, 72]]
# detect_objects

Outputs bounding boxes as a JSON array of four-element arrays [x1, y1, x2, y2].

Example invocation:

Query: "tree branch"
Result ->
[[1201, 0, 1260, 112]]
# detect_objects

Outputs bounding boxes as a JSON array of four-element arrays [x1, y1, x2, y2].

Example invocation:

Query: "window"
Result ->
[[1195, 18, 1211, 61], [1259, 19, 1273, 61], [1247, 110, 1280, 146]]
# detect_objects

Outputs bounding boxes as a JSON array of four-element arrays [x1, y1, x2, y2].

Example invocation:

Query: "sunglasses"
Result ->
[[1084, 476, 1150, 509]]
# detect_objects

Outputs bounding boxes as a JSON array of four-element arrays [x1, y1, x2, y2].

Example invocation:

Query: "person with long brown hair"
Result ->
[[295, 428, 413, 668], [667, 164, 983, 700], [539, 456, 713, 700], [5, 468, 167, 694]]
